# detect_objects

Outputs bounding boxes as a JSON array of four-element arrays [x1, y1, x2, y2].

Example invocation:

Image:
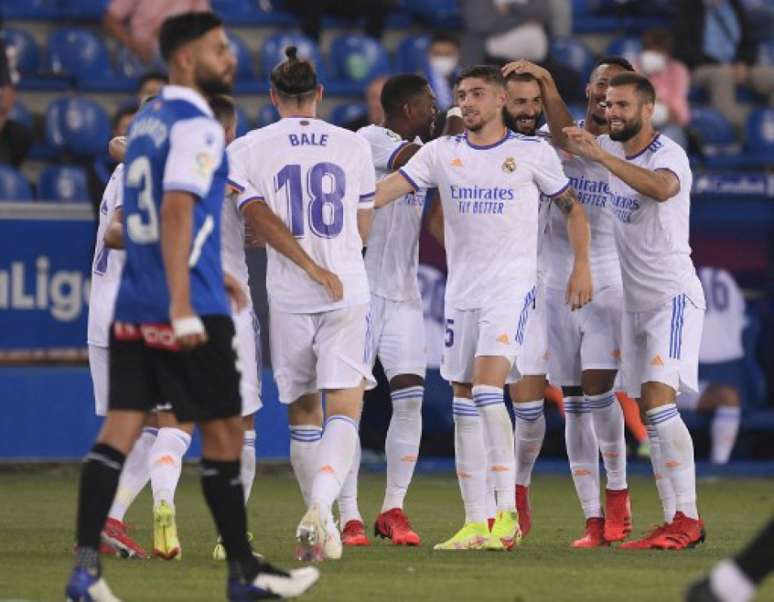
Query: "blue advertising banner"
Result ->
[[0, 203, 94, 359]]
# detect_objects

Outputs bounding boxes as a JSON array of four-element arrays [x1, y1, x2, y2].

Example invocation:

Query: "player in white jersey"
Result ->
[[565, 71, 706, 550], [228, 47, 375, 562], [503, 58, 636, 547], [375, 65, 593, 551], [329, 74, 439, 548]]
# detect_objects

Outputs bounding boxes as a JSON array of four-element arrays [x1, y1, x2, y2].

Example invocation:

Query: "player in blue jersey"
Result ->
[[65, 12, 318, 602]]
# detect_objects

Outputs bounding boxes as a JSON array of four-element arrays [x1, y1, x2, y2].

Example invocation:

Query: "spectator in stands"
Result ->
[[343, 75, 387, 131], [636, 29, 691, 148], [103, 0, 210, 65], [425, 32, 460, 112], [87, 104, 137, 212], [674, 0, 774, 128], [284, 0, 393, 43], [459, 0, 582, 102], [136, 71, 168, 104], [0, 36, 32, 167]]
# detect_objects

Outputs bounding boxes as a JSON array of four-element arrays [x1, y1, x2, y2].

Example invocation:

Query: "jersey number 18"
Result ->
[[276, 162, 346, 239]]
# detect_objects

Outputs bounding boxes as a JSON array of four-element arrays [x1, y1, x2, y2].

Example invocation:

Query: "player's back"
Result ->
[[115, 86, 229, 324], [231, 117, 375, 313]]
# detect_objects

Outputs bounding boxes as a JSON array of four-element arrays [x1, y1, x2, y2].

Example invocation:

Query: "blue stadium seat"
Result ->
[[228, 32, 255, 81], [744, 108, 774, 166], [58, 0, 109, 19], [45, 96, 111, 157], [605, 36, 642, 63], [689, 106, 739, 155], [260, 33, 324, 78], [394, 35, 430, 73], [38, 166, 89, 202], [235, 105, 251, 137], [47, 28, 131, 92], [2, 0, 60, 19], [329, 34, 390, 89], [549, 38, 595, 80], [404, 0, 462, 28], [256, 104, 279, 128], [760, 40, 774, 66], [8, 101, 34, 128], [0, 166, 34, 201], [2, 29, 40, 75], [329, 102, 367, 127]]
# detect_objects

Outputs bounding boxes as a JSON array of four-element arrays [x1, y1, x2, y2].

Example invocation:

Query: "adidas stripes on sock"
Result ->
[[150, 427, 191, 510], [473, 385, 515, 513], [241, 429, 256, 505], [587, 390, 627, 491], [289, 425, 323, 506], [382, 386, 423, 512], [452, 397, 487, 524], [565, 396, 602, 519], [513, 399, 545, 487]]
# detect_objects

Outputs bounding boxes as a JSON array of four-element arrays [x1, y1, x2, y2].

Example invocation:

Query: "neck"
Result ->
[[584, 112, 607, 137], [383, 116, 413, 141], [466, 117, 508, 146], [169, 71, 204, 98], [622, 123, 657, 156], [278, 103, 316, 119]]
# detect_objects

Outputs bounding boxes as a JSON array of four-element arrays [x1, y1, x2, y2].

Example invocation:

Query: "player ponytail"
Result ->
[[270, 45, 319, 104]]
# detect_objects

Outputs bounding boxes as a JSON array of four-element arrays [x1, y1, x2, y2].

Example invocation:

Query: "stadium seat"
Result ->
[[228, 32, 255, 81], [256, 104, 279, 128], [45, 96, 111, 157], [47, 28, 131, 92], [58, 0, 109, 19], [260, 33, 324, 78], [37, 165, 89, 202], [329, 34, 390, 88], [549, 38, 595, 81], [688, 106, 740, 159], [404, 0, 462, 28], [744, 108, 774, 166], [394, 35, 430, 74], [2, 0, 59, 19], [0, 166, 34, 201], [329, 102, 367, 127], [8, 101, 34, 128], [605, 36, 642, 63], [2, 29, 40, 76]]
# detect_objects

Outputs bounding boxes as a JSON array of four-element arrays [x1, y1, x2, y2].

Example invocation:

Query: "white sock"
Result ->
[[452, 397, 487, 524], [382, 386, 423, 512], [473, 385, 515, 513], [647, 404, 698, 520], [150, 427, 191, 509], [564, 396, 602, 519], [310, 415, 359, 519], [513, 399, 545, 487], [289, 425, 323, 505], [587, 390, 628, 490], [108, 427, 157, 521], [485, 466, 497, 521], [711, 406, 741, 465], [337, 430, 363, 525], [241, 429, 256, 505], [710, 559, 756, 602], [646, 424, 677, 523]]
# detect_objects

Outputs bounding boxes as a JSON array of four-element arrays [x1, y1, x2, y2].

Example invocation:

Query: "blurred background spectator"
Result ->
[[342, 75, 387, 131], [284, 0, 393, 43], [425, 31, 461, 111], [636, 29, 690, 148], [87, 103, 137, 209], [674, 0, 774, 128], [136, 71, 168, 104], [0, 29, 32, 167]]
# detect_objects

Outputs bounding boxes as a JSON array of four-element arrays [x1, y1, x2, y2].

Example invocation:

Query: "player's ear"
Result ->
[[315, 84, 324, 105], [269, 88, 279, 109], [641, 98, 654, 121]]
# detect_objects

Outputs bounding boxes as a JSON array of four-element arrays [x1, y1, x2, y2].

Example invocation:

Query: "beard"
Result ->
[[505, 110, 542, 136], [609, 117, 643, 141], [591, 113, 607, 126], [195, 68, 233, 97]]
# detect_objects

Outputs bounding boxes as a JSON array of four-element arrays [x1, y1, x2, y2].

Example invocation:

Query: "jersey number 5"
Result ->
[[276, 162, 346, 239]]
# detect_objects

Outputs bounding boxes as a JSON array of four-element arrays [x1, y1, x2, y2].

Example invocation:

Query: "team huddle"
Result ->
[[68, 9, 707, 602]]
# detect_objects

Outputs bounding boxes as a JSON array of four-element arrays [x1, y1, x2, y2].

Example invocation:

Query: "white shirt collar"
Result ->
[[161, 85, 213, 117]]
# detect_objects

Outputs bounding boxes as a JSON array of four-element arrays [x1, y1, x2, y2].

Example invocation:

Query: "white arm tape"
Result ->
[[172, 316, 205, 338]]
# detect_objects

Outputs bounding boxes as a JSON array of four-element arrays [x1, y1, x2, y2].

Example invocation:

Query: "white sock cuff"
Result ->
[[646, 403, 679, 425], [585, 390, 616, 409], [159, 427, 192, 447], [715, 406, 741, 419], [452, 397, 478, 417], [390, 386, 424, 403], [243, 429, 256, 446], [325, 415, 359, 432], [289, 425, 323, 442], [141, 427, 159, 438], [472, 384, 503, 408], [564, 395, 588, 414], [513, 399, 544, 422], [711, 560, 756, 602]]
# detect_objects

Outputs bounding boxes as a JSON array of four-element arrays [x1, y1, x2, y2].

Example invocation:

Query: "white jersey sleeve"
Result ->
[[163, 117, 226, 199], [398, 139, 439, 191], [362, 125, 412, 172], [532, 141, 571, 198], [698, 267, 746, 363], [227, 136, 265, 209], [358, 142, 376, 209]]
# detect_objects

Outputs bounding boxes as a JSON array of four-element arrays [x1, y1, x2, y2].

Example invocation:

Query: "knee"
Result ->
[[389, 374, 424, 391], [716, 385, 740, 407]]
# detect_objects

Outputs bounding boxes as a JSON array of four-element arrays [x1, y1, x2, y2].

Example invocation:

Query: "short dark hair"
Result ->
[[112, 104, 138, 131], [209, 94, 236, 124], [455, 65, 504, 88], [136, 71, 168, 92], [609, 71, 656, 104], [593, 55, 636, 73], [505, 72, 538, 85], [159, 11, 223, 62], [430, 31, 459, 48], [381, 73, 430, 117], [270, 46, 318, 101]]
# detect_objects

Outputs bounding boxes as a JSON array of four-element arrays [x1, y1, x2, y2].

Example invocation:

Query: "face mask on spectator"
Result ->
[[640, 50, 667, 75], [429, 56, 458, 77]]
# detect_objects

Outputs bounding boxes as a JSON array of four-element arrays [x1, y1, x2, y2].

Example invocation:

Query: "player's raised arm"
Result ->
[[374, 170, 415, 208], [426, 190, 444, 247]]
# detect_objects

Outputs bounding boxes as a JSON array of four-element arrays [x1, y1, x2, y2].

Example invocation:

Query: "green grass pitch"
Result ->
[[1, 466, 772, 601]]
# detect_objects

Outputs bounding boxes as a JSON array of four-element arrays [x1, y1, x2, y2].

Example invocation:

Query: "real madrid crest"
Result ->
[[502, 157, 516, 173]]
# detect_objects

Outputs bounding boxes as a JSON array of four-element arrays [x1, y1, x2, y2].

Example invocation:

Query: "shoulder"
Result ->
[[650, 134, 689, 167], [358, 124, 403, 145]]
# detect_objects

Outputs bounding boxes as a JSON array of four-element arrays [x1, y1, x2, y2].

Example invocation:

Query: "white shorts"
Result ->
[[368, 294, 426, 382], [621, 293, 705, 399], [233, 305, 263, 416], [507, 283, 547, 382], [270, 303, 376, 404], [546, 284, 623, 387], [676, 381, 709, 410], [89, 344, 109, 417], [442, 289, 533, 384]]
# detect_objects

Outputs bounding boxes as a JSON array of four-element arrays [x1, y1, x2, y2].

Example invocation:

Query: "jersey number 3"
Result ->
[[276, 162, 346, 239]]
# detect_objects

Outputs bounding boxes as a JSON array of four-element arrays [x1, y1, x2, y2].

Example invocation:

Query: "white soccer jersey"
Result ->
[[87, 163, 125, 347], [542, 122, 621, 291], [399, 131, 569, 310], [228, 117, 376, 313], [697, 266, 746, 363], [598, 133, 705, 312], [220, 186, 249, 289], [359, 124, 428, 302]]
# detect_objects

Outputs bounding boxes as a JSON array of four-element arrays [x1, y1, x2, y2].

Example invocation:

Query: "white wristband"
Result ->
[[446, 106, 462, 119], [172, 316, 205, 338]]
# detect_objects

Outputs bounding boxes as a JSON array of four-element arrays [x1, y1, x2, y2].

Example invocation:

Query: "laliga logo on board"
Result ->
[[501, 157, 516, 173]]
